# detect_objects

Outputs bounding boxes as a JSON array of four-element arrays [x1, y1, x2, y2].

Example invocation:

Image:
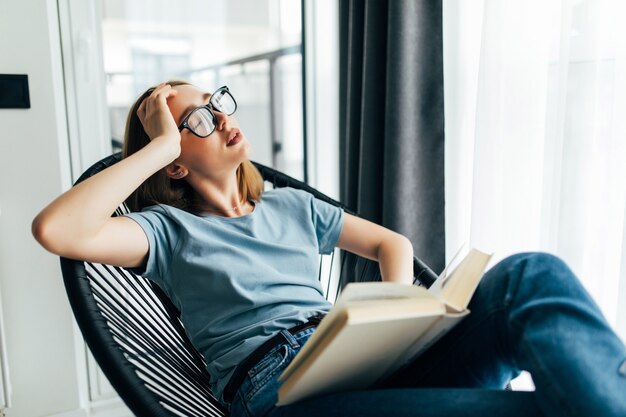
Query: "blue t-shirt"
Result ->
[[124, 187, 344, 401]]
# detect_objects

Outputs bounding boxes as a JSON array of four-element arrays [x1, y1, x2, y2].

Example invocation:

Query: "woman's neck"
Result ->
[[186, 172, 248, 217]]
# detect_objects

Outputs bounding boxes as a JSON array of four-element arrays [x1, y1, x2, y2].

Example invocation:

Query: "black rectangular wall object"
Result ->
[[0, 74, 30, 109]]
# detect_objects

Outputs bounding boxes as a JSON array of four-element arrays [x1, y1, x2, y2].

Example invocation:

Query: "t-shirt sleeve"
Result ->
[[123, 206, 180, 285], [308, 194, 344, 255]]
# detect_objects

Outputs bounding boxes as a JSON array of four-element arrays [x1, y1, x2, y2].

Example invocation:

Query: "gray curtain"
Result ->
[[338, 0, 445, 282]]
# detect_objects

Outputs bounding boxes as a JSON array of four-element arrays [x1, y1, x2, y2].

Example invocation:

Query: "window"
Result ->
[[102, 0, 306, 179]]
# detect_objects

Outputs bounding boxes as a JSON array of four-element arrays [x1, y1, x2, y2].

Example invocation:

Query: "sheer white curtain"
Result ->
[[444, 0, 626, 346]]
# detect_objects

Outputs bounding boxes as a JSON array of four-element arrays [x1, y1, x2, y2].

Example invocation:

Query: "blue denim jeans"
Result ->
[[226, 253, 626, 417]]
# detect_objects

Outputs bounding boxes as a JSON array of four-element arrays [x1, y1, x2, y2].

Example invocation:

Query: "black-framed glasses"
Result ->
[[178, 86, 237, 138]]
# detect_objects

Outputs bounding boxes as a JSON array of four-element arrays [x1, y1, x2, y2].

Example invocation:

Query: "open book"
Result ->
[[276, 248, 492, 406]]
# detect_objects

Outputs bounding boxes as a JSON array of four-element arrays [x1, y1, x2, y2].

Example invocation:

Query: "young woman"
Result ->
[[32, 81, 626, 417]]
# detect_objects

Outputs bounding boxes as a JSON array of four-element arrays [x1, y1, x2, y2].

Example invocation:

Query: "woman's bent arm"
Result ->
[[336, 213, 414, 285], [32, 140, 174, 267], [32, 84, 180, 268]]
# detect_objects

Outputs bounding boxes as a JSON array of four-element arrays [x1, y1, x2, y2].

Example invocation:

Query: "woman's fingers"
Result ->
[[136, 83, 181, 143], [142, 83, 174, 116], [136, 95, 147, 119]]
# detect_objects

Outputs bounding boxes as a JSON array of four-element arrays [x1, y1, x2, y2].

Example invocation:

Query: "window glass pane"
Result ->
[[102, 0, 303, 179]]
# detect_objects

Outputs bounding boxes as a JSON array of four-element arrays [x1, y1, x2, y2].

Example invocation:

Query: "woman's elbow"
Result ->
[[398, 234, 414, 255], [32, 213, 67, 256], [378, 232, 413, 258], [388, 233, 412, 250], [32, 214, 54, 252]]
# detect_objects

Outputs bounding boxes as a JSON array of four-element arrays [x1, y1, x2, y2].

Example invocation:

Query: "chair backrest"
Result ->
[[60, 152, 438, 417]]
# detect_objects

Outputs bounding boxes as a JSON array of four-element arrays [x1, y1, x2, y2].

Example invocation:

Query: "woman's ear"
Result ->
[[165, 163, 187, 179]]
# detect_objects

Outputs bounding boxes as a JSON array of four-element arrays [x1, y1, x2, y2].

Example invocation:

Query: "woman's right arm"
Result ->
[[32, 84, 180, 268]]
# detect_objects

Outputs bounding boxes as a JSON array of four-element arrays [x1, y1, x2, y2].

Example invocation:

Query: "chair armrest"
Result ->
[[413, 256, 438, 288]]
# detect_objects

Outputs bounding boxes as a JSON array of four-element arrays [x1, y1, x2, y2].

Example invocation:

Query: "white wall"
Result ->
[[0, 0, 83, 416]]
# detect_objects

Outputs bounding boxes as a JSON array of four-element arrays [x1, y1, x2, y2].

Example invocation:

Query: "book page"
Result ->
[[427, 244, 466, 297], [335, 282, 434, 308], [440, 248, 492, 312]]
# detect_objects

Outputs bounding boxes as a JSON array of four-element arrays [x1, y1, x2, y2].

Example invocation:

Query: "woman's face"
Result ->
[[167, 84, 251, 180]]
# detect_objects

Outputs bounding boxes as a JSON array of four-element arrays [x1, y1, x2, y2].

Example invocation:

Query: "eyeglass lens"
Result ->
[[211, 89, 236, 115], [187, 88, 236, 137], [187, 109, 215, 137]]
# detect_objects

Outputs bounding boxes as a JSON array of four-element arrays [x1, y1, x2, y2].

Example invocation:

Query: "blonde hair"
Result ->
[[122, 80, 264, 213]]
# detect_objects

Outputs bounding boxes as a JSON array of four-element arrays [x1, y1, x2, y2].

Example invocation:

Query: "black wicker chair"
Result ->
[[60, 152, 439, 417]]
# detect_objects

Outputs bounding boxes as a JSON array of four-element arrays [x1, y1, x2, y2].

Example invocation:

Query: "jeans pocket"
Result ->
[[244, 344, 290, 402]]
